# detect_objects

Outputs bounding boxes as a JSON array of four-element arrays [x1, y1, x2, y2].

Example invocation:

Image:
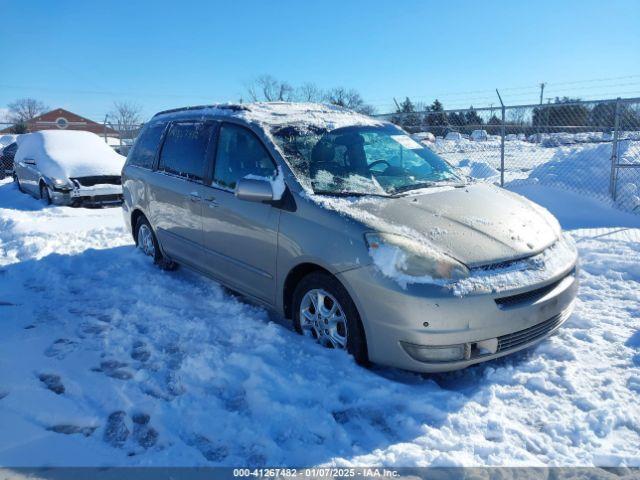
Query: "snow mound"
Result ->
[[15, 130, 126, 179], [469, 161, 499, 179], [521, 140, 640, 211]]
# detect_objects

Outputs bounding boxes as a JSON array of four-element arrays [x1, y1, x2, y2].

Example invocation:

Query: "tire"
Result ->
[[293, 271, 369, 366], [134, 215, 177, 270], [14, 175, 24, 193], [40, 183, 52, 205]]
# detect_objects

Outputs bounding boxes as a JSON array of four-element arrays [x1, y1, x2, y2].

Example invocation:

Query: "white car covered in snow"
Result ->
[[445, 131, 463, 141], [13, 130, 126, 207], [471, 129, 488, 141]]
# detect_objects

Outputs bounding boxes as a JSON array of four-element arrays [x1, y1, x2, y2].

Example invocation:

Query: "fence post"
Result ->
[[496, 89, 506, 187], [500, 105, 506, 187], [609, 97, 621, 200]]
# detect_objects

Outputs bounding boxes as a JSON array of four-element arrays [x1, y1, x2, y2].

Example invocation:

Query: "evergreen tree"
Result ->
[[424, 99, 447, 136], [397, 97, 421, 132], [533, 97, 589, 128], [464, 107, 483, 127]]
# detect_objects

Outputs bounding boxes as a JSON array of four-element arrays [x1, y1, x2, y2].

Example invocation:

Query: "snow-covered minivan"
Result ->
[[122, 102, 579, 373]]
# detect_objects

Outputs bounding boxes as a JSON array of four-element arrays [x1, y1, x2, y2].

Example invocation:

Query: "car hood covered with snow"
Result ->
[[15, 130, 126, 180], [318, 183, 561, 267]]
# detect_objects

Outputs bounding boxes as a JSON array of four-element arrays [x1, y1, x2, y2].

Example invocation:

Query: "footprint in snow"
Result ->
[[132, 413, 158, 449], [104, 411, 158, 449], [38, 373, 65, 394], [131, 341, 151, 362], [92, 360, 134, 380], [189, 434, 228, 462], [44, 338, 77, 360], [104, 411, 129, 447], [78, 321, 110, 337], [48, 424, 97, 437]]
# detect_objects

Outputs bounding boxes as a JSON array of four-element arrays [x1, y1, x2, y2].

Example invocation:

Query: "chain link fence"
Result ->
[[100, 121, 144, 156], [376, 97, 640, 214]]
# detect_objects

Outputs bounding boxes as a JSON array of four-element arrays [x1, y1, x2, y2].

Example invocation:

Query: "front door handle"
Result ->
[[189, 192, 201, 202], [205, 197, 219, 208]]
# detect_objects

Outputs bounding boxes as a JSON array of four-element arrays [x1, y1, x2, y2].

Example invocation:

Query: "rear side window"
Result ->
[[158, 122, 212, 181], [213, 123, 276, 189], [127, 122, 166, 169]]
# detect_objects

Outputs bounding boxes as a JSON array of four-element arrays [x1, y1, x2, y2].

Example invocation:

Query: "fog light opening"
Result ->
[[472, 338, 498, 357], [401, 342, 469, 363]]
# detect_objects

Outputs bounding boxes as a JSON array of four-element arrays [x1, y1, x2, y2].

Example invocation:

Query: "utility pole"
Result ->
[[536, 83, 546, 143]]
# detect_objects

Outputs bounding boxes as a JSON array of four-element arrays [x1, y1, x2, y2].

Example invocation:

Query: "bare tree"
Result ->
[[109, 101, 143, 139], [324, 87, 375, 115], [244, 75, 375, 114], [508, 107, 527, 126], [295, 82, 322, 102], [8, 98, 48, 123], [246, 75, 294, 102]]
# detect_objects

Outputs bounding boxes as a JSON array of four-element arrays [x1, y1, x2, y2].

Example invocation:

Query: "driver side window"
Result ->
[[213, 123, 277, 189]]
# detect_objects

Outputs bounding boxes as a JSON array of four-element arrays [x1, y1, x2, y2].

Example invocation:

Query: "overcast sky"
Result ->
[[1, 0, 639, 122]]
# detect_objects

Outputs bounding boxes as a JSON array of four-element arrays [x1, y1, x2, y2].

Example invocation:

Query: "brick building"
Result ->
[[1, 108, 119, 136]]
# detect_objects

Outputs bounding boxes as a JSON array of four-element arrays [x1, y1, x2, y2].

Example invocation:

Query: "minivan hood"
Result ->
[[335, 183, 560, 267]]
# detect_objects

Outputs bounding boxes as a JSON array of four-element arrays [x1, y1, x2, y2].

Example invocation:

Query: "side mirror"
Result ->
[[235, 178, 274, 203]]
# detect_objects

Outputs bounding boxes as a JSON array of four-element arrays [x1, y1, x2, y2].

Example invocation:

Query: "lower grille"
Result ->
[[495, 269, 575, 310], [78, 194, 123, 205], [496, 312, 566, 352], [72, 175, 121, 186]]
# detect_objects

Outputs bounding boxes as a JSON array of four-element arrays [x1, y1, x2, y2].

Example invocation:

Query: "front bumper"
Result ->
[[50, 184, 123, 207], [337, 246, 579, 373]]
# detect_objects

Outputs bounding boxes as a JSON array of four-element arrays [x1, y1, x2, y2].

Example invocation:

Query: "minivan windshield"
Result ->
[[272, 124, 464, 196]]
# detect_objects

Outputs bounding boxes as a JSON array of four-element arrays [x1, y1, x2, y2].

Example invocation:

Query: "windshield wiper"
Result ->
[[312, 190, 391, 198], [391, 180, 467, 195], [390, 182, 438, 194]]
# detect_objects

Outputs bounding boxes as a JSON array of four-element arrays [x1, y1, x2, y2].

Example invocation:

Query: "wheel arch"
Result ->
[[282, 262, 335, 320], [130, 208, 146, 243]]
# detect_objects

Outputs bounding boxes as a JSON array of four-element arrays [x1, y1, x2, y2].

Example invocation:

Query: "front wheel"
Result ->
[[40, 183, 52, 205], [293, 272, 368, 365], [14, 175, 24, 193], [135, 215, 177, 270]]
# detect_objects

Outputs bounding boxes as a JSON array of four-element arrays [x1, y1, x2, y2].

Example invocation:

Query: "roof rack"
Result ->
[[153, 103, 249, 117]]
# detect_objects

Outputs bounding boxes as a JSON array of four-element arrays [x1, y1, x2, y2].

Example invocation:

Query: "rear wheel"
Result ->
[[135, 215, 177, 270], [293, 271, 368, 365], [40, 183, 52, 205]]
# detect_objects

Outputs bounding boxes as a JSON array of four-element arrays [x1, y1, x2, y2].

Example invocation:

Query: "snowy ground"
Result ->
[[0, 177, 639, 467]]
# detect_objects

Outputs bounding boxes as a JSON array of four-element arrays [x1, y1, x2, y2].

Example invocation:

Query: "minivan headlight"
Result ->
[[365, 232, 469, 281]]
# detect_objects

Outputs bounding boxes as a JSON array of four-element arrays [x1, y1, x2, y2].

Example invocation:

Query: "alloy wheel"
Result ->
[[299, 288, 348, 349], [138, 224, 156, 258]]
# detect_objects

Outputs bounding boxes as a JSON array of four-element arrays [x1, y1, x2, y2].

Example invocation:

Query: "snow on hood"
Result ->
[[15, 130, 126, 180], [309, 183, 561, 268]]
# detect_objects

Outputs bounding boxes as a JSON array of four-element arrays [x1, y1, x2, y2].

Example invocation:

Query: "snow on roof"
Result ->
[[15, 130, 126, 179], [155, 102, 384, 133]]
